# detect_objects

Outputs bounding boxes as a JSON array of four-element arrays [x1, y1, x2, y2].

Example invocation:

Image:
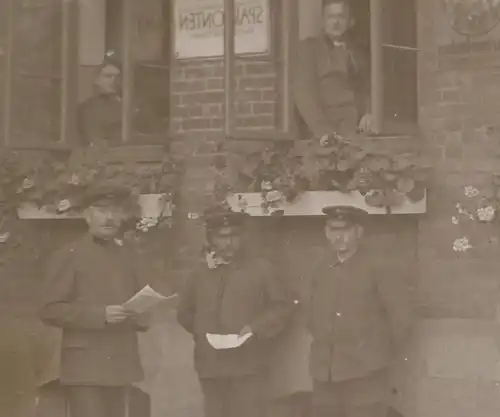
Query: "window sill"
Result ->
[[226, 190, 426, 217], [17, 194, 172, 220]]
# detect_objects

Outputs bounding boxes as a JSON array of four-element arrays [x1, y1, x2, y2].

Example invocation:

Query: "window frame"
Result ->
[[2, 0, 171, 149], [372, 0, 420, 136], [2, 0, 78, 149], [223, 0, 298, 142]]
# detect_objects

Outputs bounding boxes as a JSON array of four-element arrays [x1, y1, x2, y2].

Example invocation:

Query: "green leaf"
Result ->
[[397, 178, 415, 193]]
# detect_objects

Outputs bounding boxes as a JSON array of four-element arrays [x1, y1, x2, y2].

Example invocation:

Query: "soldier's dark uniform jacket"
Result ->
[[39, 234, 147, 386], [77, 94, 123, 147], [294, 34, 370, 137], [177, 256, 292, 379], [307, 243, 414, 382]]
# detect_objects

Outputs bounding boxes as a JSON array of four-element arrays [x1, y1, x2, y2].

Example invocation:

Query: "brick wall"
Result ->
[[400, 2, 500, 416], [171, 59, 278, 134]]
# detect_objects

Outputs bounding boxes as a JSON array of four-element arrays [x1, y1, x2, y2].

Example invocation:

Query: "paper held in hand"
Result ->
[[122, 285, 178, 314]]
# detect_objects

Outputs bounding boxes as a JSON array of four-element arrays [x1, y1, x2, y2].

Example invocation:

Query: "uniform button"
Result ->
[[107, 356, 111, 360], [336, 312, 341, 317]]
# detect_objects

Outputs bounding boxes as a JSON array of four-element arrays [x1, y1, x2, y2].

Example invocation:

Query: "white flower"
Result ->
[[261, 181, 273, 191], [237, 196, 248, 210], [464, 186, 480, 198], [477, 206, 496, 222], [451, 216, 459, 225], [0, 232, 10, 243], [22, 178, 34, 189], [68, 173, 81, 185], [265, 190, 284, 203], [57, 199, 71, 213], [453, 237, 472, 252]]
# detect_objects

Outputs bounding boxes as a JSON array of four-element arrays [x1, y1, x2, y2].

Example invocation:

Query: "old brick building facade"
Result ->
[[1, 0, 500, 416]]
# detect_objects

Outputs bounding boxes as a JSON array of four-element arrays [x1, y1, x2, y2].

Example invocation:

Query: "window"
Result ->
[[223, 0, 298, 141], [1, 0, 171, 147], [1, 0, 77, 147], [105, 0, 171, 144], [297, 0, 418, 137]]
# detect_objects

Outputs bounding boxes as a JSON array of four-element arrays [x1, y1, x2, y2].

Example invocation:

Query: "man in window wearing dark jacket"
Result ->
[[39, 185, 148, 417], [307, 206, 414, 417], [294, 0, 372, 140], [177, 206, 293, 417]]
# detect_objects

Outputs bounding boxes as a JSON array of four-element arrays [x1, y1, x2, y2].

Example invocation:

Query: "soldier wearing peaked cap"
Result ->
[[177, 206, 293, 417], [39, 184, 149, 417], [306, 205, 414, 417], [294, 0, 373, 140]]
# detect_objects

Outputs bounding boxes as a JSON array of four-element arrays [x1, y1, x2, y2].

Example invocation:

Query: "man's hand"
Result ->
[[239, 325, 253, 337], [105, 305, 129, 324], [358, 113, 373, 133], [319, 134, 330, 147]]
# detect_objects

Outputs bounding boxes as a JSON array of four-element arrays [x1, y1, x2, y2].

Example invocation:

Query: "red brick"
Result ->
[[262, 90, 278, 101], [238, 76, 276, 90], [212, 65, 243, 77], [211, 118, 224, 129], [234, 90, 263, 101], [172, 79, 206, 93], [189, 106, 203, 117], [440, 89, 462, 102], [244, 62, 274, 75], [182, 91, 225, 105], [184, 66, 213, 79], [251, 102, 275, 115], [182, 118, 212, 130], [206, 78, 223, 90], [204, 103, 222, 117]]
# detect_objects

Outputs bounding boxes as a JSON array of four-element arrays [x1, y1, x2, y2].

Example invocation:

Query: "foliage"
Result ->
[[451, 178, 500, 253], [0, 144, 184, 233], [213, 132, 431, 211]]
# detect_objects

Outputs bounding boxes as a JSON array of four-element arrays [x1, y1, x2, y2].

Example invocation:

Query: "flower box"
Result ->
[[16, 193, 173, 220], [226, 190, 426, 217]]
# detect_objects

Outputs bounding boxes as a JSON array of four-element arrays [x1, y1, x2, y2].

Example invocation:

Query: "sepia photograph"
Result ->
[[0, 0, 497, 416]]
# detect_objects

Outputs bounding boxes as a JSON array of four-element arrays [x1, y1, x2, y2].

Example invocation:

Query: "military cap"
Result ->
[[322, 205, 367, 228], [77, 184, 133, 209], [101, 50, 121, 71], [322, 0, 351, 8], [203, 205, 249, 232]]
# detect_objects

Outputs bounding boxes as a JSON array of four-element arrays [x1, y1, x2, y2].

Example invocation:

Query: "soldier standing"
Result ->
[[308, 206, 414, 417], [39, 185, 148, 417], [294, 0, 372, 139], [177, 206, 292, 417]]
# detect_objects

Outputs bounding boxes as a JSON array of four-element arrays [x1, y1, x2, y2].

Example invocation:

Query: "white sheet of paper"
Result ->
[[206, 333, 253, 350], [122, 285, 178, 314]]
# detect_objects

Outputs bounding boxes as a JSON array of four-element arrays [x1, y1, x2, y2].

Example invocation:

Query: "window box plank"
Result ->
[[16, 193, 173, 220], [226, 190, 426, 217]]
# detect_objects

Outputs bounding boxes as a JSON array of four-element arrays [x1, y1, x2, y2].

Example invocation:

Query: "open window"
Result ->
[[105, 0, 171, 144], [1, 0, 171, 148], [297, 0, 418, 137], [0, 0, 78, 147]]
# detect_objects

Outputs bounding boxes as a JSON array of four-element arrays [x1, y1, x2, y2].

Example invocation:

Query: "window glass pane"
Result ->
[[233, 0, 283, 133], [10, 0, 62, 145], [381, 0, 418, 134], [102, 0, 170, 145], [0, 0, 8, 141]]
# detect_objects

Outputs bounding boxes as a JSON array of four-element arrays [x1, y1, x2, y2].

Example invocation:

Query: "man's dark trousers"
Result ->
[[312, 370, 388, 417], [199, 374, 264, 417], [66, 386, 125, 417]]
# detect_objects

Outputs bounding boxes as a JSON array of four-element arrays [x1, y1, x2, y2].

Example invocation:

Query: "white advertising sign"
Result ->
[[174, 0, 270, 59]]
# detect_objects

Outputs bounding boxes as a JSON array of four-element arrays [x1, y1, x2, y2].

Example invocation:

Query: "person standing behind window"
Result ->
[[294, 0, 372, 140]]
